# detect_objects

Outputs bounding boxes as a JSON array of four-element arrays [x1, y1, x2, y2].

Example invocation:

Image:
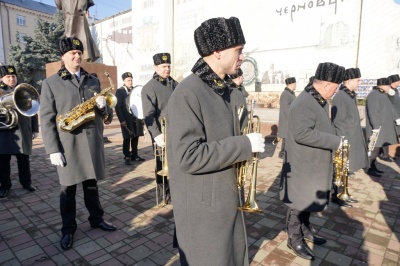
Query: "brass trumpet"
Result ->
[[237, 110, 263, 213], [333, 137, 353, 201]]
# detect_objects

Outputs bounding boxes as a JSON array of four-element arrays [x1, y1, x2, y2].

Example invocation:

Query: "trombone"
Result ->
[[154, 116, 168, 206], [237, 106, 263, 213]]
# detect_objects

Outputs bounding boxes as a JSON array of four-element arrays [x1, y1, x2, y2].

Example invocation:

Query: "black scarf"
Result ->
[[305, 84, 327, 107], [191, 58, 231, 96], [57, 65, 89, 80], [152, 72, 176, 86]]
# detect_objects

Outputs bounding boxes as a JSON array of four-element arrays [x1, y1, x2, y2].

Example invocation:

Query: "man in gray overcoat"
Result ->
[[55, 0, 100, 62], [0, 65, 39, 198], [278, 77, 296, 158], [331, 68, 369, 206], [142, 53, 178, 201], [115, 72, 144, 165], [166, 17, 265, 266], [365, 77, 399, 175], [40, 37, 116, 251], [280, 62, 344, 260], [388, 74, 400, 136]]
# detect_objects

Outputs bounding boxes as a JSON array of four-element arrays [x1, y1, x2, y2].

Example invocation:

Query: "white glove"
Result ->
[[388, 89, 396, 96], [32, 132, 38, 139], [396, 119, 400, 126], [95, 96, 106, 109], [50, 152, 66, 167], [246, 133, 265, 153], [154, 134, 165, 147]]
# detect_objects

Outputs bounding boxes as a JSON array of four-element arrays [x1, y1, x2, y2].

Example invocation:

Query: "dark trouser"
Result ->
[[369, 146, 382, 170], [380, 145, 390, 159], [286, 208, 311, 245], [122, 136, 139, 158], [0, 154, 32, 188], [60, 179, 104, 235], [279, 138, 286, 158]]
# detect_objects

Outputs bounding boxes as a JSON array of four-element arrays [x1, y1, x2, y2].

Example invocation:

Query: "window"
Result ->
[[18, 33, 27, 44], [16, 15, 26, 26]]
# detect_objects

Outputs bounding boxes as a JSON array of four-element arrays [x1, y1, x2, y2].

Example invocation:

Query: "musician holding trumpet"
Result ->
[[40, 37, 116, 251], [166, 17, 265, 266], [0, 65, 39, 198], [280, 62, 345, 260]]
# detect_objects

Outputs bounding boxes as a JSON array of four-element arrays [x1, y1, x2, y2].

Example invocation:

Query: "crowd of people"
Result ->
[[0, 14, 399, 264]]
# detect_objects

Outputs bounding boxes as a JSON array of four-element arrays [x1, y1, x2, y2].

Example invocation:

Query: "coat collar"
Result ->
[[57, 65, 89, 81], [340, 85, 357, 99], [305, 84, 327, 106], [284, 87, 295, 95], [152, 72, 176, 86], [372, 86, 385, 93], [191, 58, 230, 96]]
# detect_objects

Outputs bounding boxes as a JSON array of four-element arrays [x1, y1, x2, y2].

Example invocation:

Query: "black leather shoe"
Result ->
[[132, 156, 145, 162], [367, 169, 382, 177], [381, 157, 394, 163], [302, 225, 327, 245], [0, 188, 10, 198], [346, 197, 358, 203], [60, 234, 74, 250], [332, 197, 352, 207], [124, 157, 131, 165], [23, 184, 36, 192], [91, 221, 116, 231], [287, 240, 315, 260]]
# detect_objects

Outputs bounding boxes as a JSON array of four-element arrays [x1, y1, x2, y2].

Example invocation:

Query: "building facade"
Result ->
[[0, 0, 57, 64]]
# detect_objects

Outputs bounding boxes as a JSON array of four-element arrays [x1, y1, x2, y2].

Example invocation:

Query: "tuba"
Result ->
[[333, 137, 353, 201], [0, 83, 40, 130], [154, 116, 168, 206], [57, 71, 117, 132], [237, 108, 263, 213]]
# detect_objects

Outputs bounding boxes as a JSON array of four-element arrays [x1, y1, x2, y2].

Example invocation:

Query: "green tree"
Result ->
[[9, 12, 64, 91]]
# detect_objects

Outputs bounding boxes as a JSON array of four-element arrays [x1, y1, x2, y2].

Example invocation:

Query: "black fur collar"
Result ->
[[305, 85, 327, 106], [57, 65, 89, 80]]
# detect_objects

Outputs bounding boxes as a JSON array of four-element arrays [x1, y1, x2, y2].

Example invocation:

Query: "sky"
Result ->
[[34, 0, 132, 20]]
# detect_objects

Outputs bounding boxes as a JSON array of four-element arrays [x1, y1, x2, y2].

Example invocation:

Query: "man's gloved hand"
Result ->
[[246, 133, 265, 153], [396, 119, 400, 126], [154, 134, 165, 147], [95, 96, 106, 109], [32, 132, 38, 139], [50, 152, 66, 167]]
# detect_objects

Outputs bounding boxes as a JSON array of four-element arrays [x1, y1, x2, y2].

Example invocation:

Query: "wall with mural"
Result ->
[[130, 0, 400, 97]]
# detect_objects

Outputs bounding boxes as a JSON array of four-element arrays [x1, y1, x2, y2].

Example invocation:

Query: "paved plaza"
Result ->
[[0, 120, 400, 266]]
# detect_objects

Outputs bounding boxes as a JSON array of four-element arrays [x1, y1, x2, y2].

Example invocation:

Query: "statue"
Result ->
[[55, 0, 101, 62]]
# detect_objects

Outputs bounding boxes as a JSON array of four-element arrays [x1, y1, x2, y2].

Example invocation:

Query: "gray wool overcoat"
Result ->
[[331, 89, 369, 172], [0, 84, 39, 155], [389, 88, 400, 133], [40, 71, 108, 186], [280, 90, 341, 212], [55, 0, 100, 62], [141, 78, 177, 140], [278, 88, 296, 138], [365, 89, 399, 147], [166, 74, 252, 266]]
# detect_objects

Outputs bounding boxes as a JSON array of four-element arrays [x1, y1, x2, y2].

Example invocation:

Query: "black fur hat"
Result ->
[[59, 37, 84, 55], [377, 78, 390, 86], [314, 62, 345, 84], [0, 65, 17, 78], [388, 74, 400, 84], [230, 68, 243, 79], [344, 68, 361, 81], [194, 17, 246, 57], [285, 77, 296, 85], [122, 72, 133, 80], [153, 53, 171, 65]]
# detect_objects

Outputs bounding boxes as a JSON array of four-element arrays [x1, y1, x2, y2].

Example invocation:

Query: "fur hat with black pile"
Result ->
[[194, 17, 246, 57]]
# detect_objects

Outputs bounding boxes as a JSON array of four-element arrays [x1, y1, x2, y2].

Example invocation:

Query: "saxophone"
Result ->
[[57, 71, 117, 132]]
